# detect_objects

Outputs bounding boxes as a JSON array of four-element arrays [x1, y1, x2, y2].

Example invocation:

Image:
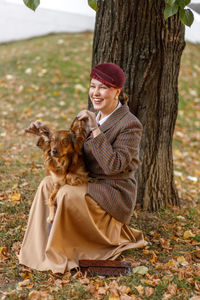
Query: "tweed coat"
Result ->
[[83, 104, 143, 224]]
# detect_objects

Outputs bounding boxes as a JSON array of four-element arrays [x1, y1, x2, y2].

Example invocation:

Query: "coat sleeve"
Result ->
[[85, 120, 143, 175]]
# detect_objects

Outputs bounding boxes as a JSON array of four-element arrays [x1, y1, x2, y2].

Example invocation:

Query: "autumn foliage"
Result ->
[[0, 33, 200, 299]]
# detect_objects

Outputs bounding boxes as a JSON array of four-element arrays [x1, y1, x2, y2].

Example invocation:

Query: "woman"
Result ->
[[18, 63, 146, 274]]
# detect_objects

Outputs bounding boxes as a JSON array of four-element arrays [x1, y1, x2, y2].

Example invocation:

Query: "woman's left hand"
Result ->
[[77, 110, 98, 131]]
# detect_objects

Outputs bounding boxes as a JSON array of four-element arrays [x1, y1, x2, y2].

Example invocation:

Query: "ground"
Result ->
[[0, 32, 200, 299]]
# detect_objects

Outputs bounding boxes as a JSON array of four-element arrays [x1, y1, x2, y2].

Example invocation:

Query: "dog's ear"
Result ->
[[71, 131, 76, 145], [70, 118, 87, 155]]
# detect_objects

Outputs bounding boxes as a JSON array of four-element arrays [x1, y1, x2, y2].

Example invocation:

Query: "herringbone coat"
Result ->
[[83, 104, 143, 224]]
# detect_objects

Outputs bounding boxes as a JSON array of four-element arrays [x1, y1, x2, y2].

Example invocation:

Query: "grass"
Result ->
[[0, 32, 200, 299]]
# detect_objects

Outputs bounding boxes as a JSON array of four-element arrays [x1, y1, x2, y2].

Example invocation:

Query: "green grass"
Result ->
[[0, 33, 200, 299]]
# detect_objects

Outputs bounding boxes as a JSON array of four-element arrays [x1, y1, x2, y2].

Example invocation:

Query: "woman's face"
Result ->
[[89, 78, 121, 118]]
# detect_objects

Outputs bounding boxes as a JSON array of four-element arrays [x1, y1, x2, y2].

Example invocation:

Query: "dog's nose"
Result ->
[[52, 148, 58, 155]]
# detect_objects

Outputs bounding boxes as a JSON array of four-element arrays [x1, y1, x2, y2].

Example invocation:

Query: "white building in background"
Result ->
[[0, 0, 199, 44], [185, 8, 200, 43], [0, 0, 95, 43]]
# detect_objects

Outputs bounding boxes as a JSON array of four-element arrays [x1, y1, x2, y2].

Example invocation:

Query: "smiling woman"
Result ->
[[18, 62, 147, 274]]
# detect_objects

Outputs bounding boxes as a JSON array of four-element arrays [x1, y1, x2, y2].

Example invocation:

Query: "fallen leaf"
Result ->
[[145, 287, 154, 297], [17, 279, 33, 290], [0, 247, 8, 262], [108, 293, 120, 300], [184, 230, 195, 239], [10, 192, 21, 202], [177, 256, 188, 266], [133, 266, 148, 275], [168, 283, 177, 296], [135, 285, 144, 295], [195, 281, 200, 292]]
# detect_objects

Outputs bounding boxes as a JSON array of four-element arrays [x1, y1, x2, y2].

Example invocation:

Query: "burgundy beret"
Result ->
[[90, 63, 125, 89]]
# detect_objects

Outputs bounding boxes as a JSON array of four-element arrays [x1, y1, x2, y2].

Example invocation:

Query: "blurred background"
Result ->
[[0, 0, 200, 43], [0, 0, 95, 43]]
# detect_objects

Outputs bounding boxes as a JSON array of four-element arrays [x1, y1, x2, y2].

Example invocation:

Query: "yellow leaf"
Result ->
[[174, 149, 182, 157], [11, 193, 21, 202], [165, 259, 178, 268], [150, 252, 158, 263], [0, 247, 7, 255], [22, 271, 33, 280], [177, 256, 185, 263], [135, 285, 144, 295], [109, 293, 120, 300], [177, 256, 188, 266], [133, 266, 148, 275], [12, 183, 18, 190], [183, 230, 195, 239], [53, 91, 59, 96], [60, 113, 67, 119], [0, 247, 8, 262]]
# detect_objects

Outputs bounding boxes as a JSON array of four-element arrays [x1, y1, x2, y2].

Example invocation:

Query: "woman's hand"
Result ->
[[77, 110, 98, 131]]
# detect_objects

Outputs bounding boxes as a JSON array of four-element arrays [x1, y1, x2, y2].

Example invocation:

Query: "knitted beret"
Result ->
[[90, 63, 125, 89]]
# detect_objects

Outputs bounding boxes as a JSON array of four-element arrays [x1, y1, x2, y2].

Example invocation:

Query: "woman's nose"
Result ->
[[93, 87, 100, 96]]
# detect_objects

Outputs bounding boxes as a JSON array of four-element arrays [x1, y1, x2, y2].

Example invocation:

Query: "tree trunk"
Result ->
[[90, 0, 185, 211]]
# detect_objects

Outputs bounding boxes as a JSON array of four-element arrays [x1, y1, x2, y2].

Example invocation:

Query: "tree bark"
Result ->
[[90, 0, 185, 211]]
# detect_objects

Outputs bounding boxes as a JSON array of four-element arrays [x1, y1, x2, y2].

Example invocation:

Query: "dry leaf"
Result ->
[[145, 287, 154, 297], [133, 266, 148, 275], [10, 192, 21, 202], [135, 285, 144, 295], [168, 283, 177, 296], [108, 293, 120, 300], [0, 247, 8, 262], [184, 230, 195, 239], [29, 290, 54, 299], [17, 279, 33, 290]]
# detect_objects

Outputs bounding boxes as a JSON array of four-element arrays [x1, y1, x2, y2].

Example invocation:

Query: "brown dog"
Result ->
[[25, 118, 90, 223]]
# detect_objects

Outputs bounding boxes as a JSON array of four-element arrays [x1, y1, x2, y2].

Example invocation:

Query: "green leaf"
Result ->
[[177, 0, 190, 9], [165, 0, 177, 6], [88, 0, 98, 11], [194, 234, 200, 242], [23, 0, 40, 11], [164, 4, 179, 19], [179, 8, 194, 26], [133, 266, 148, 275]]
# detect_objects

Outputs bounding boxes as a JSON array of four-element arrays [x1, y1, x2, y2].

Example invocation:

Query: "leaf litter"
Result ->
[[0, 33, 199, 299]]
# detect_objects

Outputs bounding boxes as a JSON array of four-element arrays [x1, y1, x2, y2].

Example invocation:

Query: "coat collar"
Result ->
[[99, 104, 129, 133], [86, 104, 130, 141]]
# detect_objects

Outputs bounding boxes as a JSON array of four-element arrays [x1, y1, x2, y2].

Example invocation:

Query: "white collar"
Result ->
[[97, 102, 122, 125]]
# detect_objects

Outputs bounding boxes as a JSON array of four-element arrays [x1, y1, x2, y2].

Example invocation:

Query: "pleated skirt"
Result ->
[[18, 176, 146, 274]]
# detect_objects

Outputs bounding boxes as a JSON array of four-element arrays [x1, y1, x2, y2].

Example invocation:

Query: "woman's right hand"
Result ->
[[77, 110, 98, 131]]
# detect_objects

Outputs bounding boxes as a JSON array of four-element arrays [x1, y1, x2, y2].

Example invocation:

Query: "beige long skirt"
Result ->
[[18, 176, 146, 274]]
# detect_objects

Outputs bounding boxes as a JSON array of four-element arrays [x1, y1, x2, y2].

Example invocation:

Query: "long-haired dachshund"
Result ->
[[25, 118, 90, 223]]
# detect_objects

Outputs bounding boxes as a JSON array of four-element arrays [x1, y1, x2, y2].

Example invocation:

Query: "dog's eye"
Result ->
[[62, 138, 69, 145]]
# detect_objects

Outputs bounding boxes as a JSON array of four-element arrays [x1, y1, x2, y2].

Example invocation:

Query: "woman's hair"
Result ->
[[119, 90, 129, 105]]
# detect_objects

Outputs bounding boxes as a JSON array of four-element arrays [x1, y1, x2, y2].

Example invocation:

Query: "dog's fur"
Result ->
[[25, 118, 90, 223]]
